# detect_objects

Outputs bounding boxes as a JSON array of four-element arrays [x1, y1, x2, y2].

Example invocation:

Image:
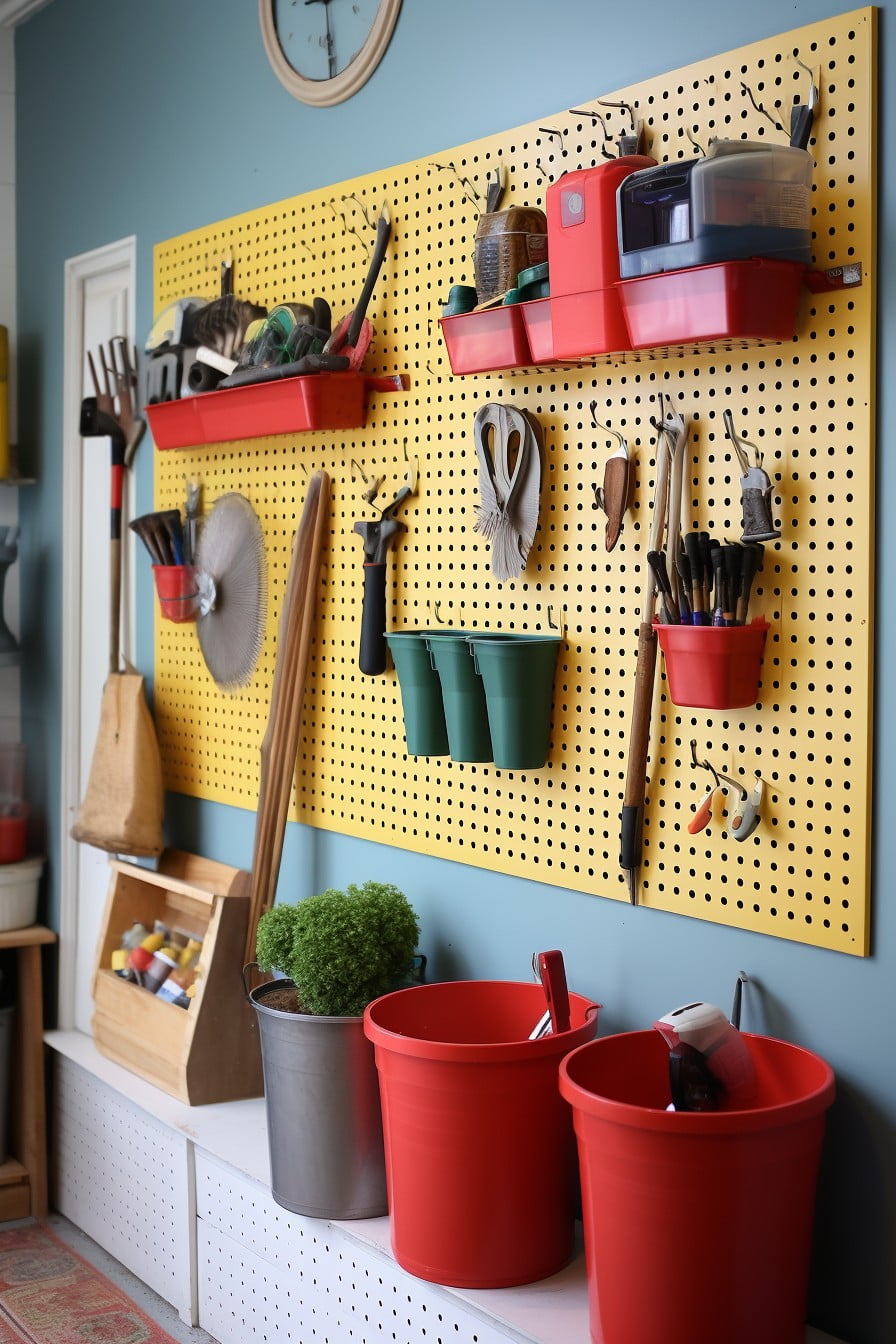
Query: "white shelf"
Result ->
[[45, 1030, 848, 1344]]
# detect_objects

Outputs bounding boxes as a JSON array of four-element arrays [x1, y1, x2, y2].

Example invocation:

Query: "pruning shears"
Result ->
[[353, 460, 417, 676], [688, 741, 765, 842]]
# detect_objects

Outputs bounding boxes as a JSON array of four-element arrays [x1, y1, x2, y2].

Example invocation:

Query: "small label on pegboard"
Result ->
[[805, 262, 864, 292]]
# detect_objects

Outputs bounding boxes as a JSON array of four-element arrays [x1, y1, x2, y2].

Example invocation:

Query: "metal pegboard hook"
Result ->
[[794, 57, 819, 112], [568, 107, 615, 159], [590, 402, 626, 448], [685, 126, 706, 157], [595, 97, 644, 155], [690, 739, 720, 789], [730, 971, 750, 1029]]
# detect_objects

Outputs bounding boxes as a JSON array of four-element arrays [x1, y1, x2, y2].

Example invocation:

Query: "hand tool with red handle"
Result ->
[[536, 949, 571, 1033], [325, 205, 392, 369]]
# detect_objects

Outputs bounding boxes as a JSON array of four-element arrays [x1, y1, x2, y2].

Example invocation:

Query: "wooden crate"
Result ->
[[91, 850, 263, 1105]]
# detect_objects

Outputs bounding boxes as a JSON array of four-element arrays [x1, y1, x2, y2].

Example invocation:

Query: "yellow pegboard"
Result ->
[[153, 8, 875, 955]]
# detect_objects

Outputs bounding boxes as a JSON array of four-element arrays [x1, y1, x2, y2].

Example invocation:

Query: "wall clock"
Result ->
[[259, 0, 402, 107]]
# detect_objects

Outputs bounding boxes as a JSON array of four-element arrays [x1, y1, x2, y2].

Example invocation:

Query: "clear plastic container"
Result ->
[[618, 141, 814, 277], [473, 209, 547, 306]]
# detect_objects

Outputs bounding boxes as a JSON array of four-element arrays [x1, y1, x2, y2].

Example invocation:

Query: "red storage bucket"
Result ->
[[153, 565, 200, 623], [655, 618, 768, 709], [364, 980, 600, 1288], [560, 1030, 835, 1344]]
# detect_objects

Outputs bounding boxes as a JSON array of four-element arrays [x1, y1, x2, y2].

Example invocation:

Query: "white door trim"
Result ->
[[0, 1, 52, 27], [58, 236, 136, 1031]]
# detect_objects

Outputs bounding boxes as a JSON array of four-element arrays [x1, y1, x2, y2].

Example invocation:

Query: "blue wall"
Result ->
[[13, 3, 893, 1340]]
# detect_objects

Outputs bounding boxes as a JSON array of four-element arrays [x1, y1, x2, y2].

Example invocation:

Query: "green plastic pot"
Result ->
[[469, 635, 561, 770], [425, 632, 493, 763], [385, 631, 450, 756]]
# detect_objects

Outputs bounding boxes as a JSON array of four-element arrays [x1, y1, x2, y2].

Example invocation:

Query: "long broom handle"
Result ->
[[619, 425, 672, 903], [109, 439, 126, 675], [244, 470, 331, 966]]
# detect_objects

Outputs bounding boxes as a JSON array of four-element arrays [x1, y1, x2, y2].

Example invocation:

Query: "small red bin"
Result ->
[[153, 565, 200, 623], [655, 619, 769, 710], [518, 298, 555, 363], [439, 306, 531, 375]]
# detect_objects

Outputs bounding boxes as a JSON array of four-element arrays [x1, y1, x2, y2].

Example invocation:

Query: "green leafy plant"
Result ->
[[255, 880, 420, 1017]]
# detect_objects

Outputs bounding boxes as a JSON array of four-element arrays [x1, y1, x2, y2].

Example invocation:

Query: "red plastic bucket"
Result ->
[[152, 565, 200, 623], [559, 1030, 835, 1344], [364, 980, 600, 1288], [655, 619, 768, 709]]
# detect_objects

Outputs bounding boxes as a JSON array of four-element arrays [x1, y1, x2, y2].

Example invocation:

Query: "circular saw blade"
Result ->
[[195, 492, 268, 690]]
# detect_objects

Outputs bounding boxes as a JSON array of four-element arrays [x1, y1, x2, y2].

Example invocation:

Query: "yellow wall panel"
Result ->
[[153, 8, 875, 955]]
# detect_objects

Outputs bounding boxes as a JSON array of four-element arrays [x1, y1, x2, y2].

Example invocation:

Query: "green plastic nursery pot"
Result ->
[[250, 979, 387, 1220], [364, 979, 600, 1289], [559, 1030, 835, 1344], [385, 631, 450, 756], [425, 632, 493, 762], [469, 635, 561, 769]]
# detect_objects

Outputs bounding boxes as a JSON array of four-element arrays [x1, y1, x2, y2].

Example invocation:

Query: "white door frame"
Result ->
[[58, 236, 136, 1031]]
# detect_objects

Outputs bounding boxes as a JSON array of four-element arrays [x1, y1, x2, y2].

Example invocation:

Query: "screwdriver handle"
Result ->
[[684, 533, 705, 622], [737, 543, 764, 624], [710, 545, 726, 627], [698, 532, 714, 613], [675, 549, 694, 625], [723, 546, 743, 626], [647, 550, 678, 624]]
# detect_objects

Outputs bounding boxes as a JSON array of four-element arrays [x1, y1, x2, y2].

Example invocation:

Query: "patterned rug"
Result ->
[[0, 1223, 179, 1343]]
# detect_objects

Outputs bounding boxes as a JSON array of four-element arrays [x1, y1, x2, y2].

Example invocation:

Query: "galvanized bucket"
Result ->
[[247, 974, 387, 1219]]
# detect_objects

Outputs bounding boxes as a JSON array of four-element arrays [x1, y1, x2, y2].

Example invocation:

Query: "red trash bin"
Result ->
[[560, 1030, 835, 1344]]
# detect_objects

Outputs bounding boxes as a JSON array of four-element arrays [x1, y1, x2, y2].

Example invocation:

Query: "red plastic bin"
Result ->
[[619, 258, 805, 349], [439, 305, 531, 375], [518, 297, 556, 362], [146, 371, 367, 449], [364, 979, 600, 1288], [145, 396, 205, 450], [560, 1030, 835, 1344], [655, 618, 768, 709], [153, 565, 200, 623], [197, 371, 366, 443]]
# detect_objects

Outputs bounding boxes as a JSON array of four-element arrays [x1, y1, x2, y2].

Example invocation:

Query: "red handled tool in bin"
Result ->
[[529, 949, 571, 1037], [325, 204, 392, 369]]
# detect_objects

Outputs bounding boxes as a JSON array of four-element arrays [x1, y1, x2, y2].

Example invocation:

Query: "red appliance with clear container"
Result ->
[[546, 155, 655, 360]]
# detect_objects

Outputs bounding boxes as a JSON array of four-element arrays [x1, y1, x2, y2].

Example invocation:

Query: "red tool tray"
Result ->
[[439, 305, 531, 375], [146, 371, 368, 449], [519, 298, 556, 364], [618, 258, 805, 349]]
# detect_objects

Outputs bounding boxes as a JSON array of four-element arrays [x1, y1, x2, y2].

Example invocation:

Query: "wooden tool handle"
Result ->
[[244, 470, 331, 965], [622, 623, 658, 811]]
